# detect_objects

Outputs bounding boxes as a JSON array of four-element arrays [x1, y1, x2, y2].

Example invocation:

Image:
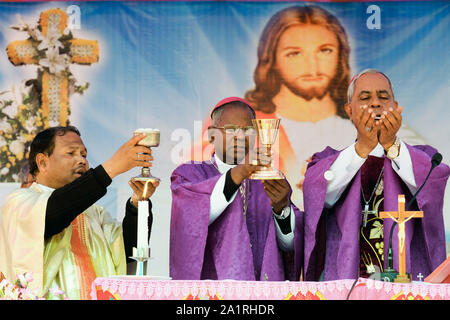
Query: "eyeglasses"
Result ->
[[210, 125, 256, 135]]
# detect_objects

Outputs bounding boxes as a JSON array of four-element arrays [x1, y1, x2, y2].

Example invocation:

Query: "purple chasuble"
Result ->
[[303, 144, 449, 281], [170, 157, 304, 281]]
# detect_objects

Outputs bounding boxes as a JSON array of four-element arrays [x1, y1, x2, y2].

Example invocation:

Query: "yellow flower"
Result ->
[[6, 41, 38, 66], [40, 9, 68, 36], [69, 39, 99, 64]]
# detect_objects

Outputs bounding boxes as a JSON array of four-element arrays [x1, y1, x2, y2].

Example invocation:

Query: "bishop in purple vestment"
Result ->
[[303, 69, 450, 281], [170, 98, 303, 281]]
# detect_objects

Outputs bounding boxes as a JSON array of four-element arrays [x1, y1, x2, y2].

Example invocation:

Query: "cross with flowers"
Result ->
[[6, 8, 99, 127]]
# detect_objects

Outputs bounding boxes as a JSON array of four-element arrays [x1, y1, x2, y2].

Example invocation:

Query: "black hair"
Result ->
[[28, 126, 81, 176]]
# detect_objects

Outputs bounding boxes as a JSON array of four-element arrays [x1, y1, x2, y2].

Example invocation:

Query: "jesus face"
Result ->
[[274, 24, 339, 101]]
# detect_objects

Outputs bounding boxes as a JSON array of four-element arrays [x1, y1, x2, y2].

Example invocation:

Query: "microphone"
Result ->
[[381, 152, 442, 282], [431, 152, 443, 167]]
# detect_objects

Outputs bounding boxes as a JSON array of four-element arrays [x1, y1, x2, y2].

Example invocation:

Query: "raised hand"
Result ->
[[378, 105, 403, 150], [102, 134, 154, 179], [353, 104, 379, 158]]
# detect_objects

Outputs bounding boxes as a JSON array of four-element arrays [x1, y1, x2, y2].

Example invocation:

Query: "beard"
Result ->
[[284, 77, 331, 101], [278, 71, 338, 101]]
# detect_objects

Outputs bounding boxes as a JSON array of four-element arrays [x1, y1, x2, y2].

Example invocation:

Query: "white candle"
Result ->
[[137, 200, 149, 250]]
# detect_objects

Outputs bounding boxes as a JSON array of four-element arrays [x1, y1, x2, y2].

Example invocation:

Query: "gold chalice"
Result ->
[[249, 119, 284, 180]]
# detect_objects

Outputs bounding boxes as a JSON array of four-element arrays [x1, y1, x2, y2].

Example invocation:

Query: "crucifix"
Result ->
[[380, 194, 423, 283], [6, 8, 99, 126], [362, 204, 377, 228]]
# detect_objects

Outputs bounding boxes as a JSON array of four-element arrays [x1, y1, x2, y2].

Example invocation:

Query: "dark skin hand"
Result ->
[[262, 179, 290, 214], [230, 147, 290, 214]]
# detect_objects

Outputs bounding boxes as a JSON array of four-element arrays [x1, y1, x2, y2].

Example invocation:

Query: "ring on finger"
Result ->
[[365, 126, 372, 132]]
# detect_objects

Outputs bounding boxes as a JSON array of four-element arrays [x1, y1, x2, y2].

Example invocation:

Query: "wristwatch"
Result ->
[[273, 205, 291, 220], [386, 137, 400, 160]]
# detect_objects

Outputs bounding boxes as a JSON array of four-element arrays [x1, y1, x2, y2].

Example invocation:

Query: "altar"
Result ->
[[91, 277, 450, 300]]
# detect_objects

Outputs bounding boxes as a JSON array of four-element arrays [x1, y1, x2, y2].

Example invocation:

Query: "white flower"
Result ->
[[24, 117, 35, 132], [0, 278, 9, 289], [24, 272, 33, 283], [0, 83, 29, 113], [37, 29, 63, 51], [2, 104, 18, 118], [19, 289, 38, 300], [4, 285, 19, 300], [12, 82, 29, 106], [17, 274, 28, 288], [0, 167, 9, 176], [0, 119, 12, 133], [0, 89, 15, 103], [49, 284, 65, 297], [9, 140, 25, 157], [39, 48, 69, 75], [11, 14, 29, 32], [28, 26, 43, 41], [0, 137, 6, 148]]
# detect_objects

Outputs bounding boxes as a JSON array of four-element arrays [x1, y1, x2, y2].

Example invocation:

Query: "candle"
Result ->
[[137, 200, 149, 250]]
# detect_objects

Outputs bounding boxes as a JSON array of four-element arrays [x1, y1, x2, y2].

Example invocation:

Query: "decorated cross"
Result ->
[[380, 194, 423, 283], [6, 8, 99, 127]]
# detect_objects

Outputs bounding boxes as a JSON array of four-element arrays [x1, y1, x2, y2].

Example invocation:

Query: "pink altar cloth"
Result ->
[[91, 277, 450, 300]]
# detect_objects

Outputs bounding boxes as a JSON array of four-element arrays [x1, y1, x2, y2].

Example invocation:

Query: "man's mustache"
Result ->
[[297, 72, 328, 81]]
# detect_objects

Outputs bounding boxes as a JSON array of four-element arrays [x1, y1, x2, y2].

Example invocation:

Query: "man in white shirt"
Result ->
[[170, 97, 303, 281], [302, 69, 449, 281]]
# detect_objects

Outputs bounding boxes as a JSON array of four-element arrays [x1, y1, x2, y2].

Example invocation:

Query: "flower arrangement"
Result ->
[[0, 9, 96, 182], [0, 82, 44, 182], [0, 272, 67, 300]]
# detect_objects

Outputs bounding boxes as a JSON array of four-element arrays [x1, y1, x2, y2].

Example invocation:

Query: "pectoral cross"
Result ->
[[380, 194, 423, 283], [6, 8, 99, 126], [362, 204, 377, 228]]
